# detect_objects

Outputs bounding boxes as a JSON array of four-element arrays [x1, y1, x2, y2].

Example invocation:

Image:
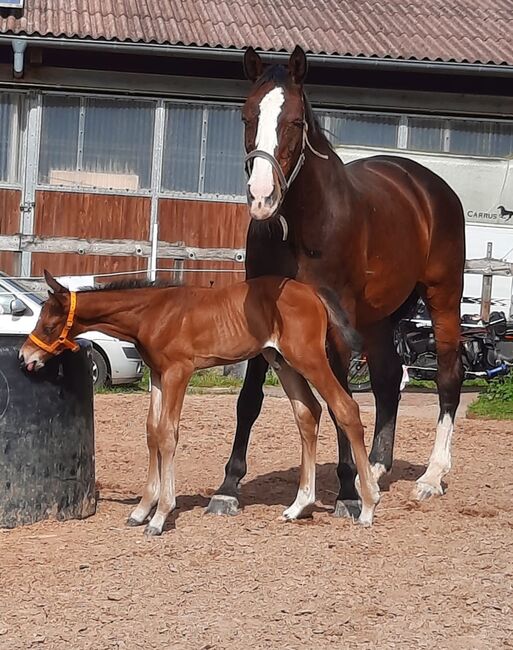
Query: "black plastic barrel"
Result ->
[[0, 335, 96, 528]]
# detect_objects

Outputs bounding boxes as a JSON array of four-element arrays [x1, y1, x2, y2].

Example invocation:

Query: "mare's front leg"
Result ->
[[264, 353, 321, 520], [206, 354, 269, 516], [145, 363, 192, 536], [127, 372, 163, 526]]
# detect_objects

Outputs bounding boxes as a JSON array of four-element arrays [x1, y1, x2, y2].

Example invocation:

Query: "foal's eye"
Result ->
[[43, 326, 54, 335]]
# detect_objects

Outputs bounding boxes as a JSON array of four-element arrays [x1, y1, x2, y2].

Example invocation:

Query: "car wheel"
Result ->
[[91, 348, 108, 388]]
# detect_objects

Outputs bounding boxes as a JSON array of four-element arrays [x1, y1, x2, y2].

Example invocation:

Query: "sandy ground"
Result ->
[[1, 390, 512, 649]]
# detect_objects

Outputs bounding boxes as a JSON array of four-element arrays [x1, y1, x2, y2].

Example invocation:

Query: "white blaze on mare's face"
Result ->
[[248, 87, 285, 214]]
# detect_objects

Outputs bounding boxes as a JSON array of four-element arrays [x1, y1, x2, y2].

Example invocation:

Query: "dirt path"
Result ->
[[1, 392, 512, 649]]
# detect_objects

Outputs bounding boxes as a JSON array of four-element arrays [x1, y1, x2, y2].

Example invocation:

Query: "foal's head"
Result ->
[[19, 271, 76, 372], [243, 45, 308, 221]]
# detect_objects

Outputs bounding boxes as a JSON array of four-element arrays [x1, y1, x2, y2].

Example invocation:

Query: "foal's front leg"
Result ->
[[144, 364, 192, 536], [128, 373, 162, 526]]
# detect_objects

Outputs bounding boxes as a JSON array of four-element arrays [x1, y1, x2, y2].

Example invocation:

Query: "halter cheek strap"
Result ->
[[29, 291, 80, 355]]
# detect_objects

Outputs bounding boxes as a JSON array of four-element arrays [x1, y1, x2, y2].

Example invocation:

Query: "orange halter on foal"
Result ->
[[29, 291, 80, 355]]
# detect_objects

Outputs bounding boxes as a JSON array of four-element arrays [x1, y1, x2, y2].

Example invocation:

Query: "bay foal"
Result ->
[[20, 271, 380, 536]]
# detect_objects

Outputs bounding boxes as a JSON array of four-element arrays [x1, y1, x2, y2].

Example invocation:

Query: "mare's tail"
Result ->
[[316, 287, 362, 353]]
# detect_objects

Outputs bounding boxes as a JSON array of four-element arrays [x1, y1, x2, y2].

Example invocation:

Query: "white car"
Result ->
[[0, 272, 144, 388]]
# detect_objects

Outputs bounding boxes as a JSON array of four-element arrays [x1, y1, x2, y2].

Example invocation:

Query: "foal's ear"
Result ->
[[44, 269, 68, 296], [243, 47, 264, 82], [288, 45, 308, 84]]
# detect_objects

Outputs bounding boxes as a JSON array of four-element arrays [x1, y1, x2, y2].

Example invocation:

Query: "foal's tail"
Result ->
[[317, 287, 362, 353]]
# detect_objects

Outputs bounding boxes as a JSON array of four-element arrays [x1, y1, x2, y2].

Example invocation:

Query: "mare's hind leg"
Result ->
[[415, 287, 463, 500], [264, 352, 321, 520], [366, 321, 403, 483], [206, 355, 269, 516], [328, 348, 361, 518], [128, 372, 163, 526]]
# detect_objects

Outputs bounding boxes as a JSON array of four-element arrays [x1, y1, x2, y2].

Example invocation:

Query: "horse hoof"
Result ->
[[126, 517, 144, 527], [205, 495, 240, 516], [414, 482, 443, 501], [356, 515, 373, 528], [144, 525, 162, 537], [333, 499, 361, 520]]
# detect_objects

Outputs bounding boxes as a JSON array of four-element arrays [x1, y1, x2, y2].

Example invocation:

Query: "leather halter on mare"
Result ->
[[244, 116, 329, 241], [29, 291, 80, 355]]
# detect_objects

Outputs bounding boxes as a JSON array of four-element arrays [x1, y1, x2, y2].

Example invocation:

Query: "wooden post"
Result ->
[[480, 242, 493, 322]]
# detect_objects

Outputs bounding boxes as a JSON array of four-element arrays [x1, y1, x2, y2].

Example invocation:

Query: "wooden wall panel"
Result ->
[[0, 189, 21, 276], [158, 198, 248, 288], [31, 191, 151, 278]]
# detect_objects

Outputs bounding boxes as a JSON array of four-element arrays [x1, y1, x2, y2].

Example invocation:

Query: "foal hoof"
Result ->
[[205, 495, 240, 516], [333, 499, 361, 520], [414, 481, 444, 501], [126, 517, 144, 527], [144, 524, 162, 537]]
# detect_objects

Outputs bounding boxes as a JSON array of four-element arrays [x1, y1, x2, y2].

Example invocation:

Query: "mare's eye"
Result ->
[[43, 326, 54, 335]]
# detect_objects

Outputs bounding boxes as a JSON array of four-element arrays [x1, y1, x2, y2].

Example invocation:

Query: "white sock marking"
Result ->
[[416, 412, 454, 498]]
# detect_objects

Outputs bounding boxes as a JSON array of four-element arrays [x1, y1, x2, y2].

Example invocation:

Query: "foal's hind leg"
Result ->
[[282, 348, 380, 525], [415, 288, 463, 500], [128, 372, 162, 526], [264, 352, 321, 520], [206, 355, 269, 516]]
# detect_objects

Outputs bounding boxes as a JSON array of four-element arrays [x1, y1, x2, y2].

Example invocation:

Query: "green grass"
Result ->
[[467, 397, 513, 420], [467, 374, 513, 420], [95, 365, 280, 394]]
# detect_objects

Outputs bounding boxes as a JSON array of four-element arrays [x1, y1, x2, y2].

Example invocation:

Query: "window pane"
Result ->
[[204, 106, 245, 196], [0, 93, 22, 183], [327, 113, 399, 148], [162, 104, 202, 193], [449, 120, 513, 157], [408, 117, 445, 152], [39, 95, 80, 185], [82, 97, 154, 190]]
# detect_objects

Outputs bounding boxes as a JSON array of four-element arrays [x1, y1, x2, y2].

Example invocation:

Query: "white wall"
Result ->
[[336, 145, 513, 317]]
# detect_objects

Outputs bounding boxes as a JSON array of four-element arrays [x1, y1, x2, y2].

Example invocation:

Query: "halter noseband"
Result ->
[[244, 119, 329, 215], [29, 291, 80, 355]]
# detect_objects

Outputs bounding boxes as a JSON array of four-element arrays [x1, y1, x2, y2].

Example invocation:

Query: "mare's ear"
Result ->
[[244, 47, 264, 82], [44, 269, 68, 301], [288, 45, 308, 84]]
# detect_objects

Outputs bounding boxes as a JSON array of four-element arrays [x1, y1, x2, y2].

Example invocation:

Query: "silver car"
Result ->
[[0, 273, 144, 388]]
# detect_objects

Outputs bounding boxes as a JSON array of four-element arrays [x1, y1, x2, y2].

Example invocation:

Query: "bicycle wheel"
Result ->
[[347, 355, 371, 392]]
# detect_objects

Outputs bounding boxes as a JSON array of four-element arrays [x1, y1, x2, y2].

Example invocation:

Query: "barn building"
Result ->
[[0, 1, 512, 307]]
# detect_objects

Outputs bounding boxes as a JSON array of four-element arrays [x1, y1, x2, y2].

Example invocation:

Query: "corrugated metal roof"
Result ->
[[0, 0, 512, 66]]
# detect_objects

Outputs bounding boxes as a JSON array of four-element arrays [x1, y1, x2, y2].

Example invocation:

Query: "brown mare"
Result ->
[[206, 46, 465, 518], [20, 271, 380, 536]]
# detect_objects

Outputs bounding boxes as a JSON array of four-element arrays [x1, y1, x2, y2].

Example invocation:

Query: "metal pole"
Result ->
[[480, 241, 493, 322]]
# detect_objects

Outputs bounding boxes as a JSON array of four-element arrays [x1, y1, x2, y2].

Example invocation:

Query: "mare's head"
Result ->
[[19, 270, 78, 372], [243, 45, 309, 221]]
